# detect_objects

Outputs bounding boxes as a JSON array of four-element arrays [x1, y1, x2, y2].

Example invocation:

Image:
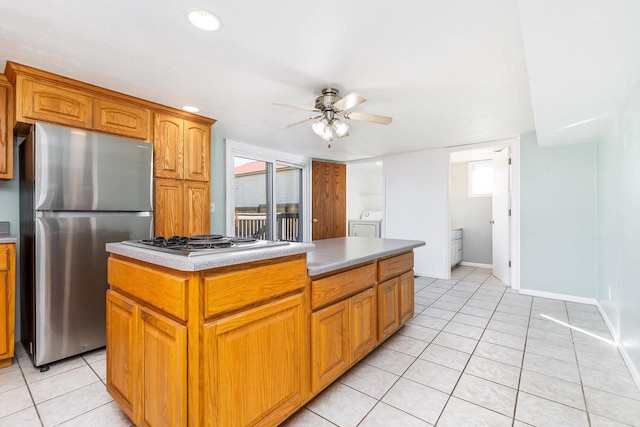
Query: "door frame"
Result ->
[[225, 140, 311, 242], [447, 137, 521, 289]]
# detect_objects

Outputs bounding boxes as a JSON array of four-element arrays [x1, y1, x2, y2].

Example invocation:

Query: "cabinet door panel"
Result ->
[[106, 290, 138, 421], [139, 306, 187, 427], [0, 81, 12, 179], [154, 179, 183, 237], [0, 244, 14, 367], [183, 181, 210, 236], [377, 278, 400, 341], [399, 271, 415, 324], [350, 288, 376, 361], [93, 98, 150, 140], [0, 272, 7, 358], [21, 79, 92, 129], [208, 293, 306, 426], [184, 121, 210, 182], [153, 114, 184, 179], [311, 299, 350, 393]]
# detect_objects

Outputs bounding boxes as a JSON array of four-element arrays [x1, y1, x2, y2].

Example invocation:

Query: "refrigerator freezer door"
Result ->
[[34, 123, 154, 212], [32, 212, 153, 366]]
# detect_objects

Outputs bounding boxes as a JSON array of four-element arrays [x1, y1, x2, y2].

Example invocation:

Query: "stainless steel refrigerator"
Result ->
[[19, 122, 153, 368]]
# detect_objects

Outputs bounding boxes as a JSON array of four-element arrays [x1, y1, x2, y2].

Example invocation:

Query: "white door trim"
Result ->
[[447, 137, 521, 289]]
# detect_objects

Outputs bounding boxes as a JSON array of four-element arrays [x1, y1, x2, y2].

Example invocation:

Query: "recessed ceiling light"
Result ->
[[188, 9, 222, 31], [182, 106, 200, 113]]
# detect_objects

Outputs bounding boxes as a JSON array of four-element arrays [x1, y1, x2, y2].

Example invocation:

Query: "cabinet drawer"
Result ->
[[311, 263, 376, 310], [19, 78, 93, 129], [377, 252, 413, 282], [204, 255, 306, 318], [107, 257, 188, 321], [93, 98, 150, 140], [0, 246, 7, 271]]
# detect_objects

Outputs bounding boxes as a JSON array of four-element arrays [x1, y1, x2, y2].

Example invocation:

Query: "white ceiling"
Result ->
[[0, 1, 638, 161]]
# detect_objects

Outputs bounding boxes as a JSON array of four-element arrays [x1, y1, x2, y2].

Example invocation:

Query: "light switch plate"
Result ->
[[210, 203, 215, 213]]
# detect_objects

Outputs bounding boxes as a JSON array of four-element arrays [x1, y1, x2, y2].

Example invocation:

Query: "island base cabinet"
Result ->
[[311, 288, 376, 393], [378, 270, 414, 342], [203, 292, 307, 427], [311, 299, 350, 393], [399, 271, 415, 324], [106, 290, 187, 427]]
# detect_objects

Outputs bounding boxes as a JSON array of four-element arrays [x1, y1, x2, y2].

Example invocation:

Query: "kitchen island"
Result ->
[[105, 237, 423, 426]]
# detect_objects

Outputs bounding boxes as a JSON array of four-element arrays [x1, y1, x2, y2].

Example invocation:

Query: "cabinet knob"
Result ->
[[312, 218, 318, 223], [489, 220, 495, 224]]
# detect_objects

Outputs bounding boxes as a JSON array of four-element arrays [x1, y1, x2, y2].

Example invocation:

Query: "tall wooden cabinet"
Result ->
[[0, 76, 13, 180], [153, 113, 211, 237], [0, 244, 16, 368], [311, 161, 347, 240], [3, 61, 215, 231]]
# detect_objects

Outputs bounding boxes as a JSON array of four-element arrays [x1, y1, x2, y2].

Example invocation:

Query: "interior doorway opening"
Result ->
[[448, 138, 520, 288]]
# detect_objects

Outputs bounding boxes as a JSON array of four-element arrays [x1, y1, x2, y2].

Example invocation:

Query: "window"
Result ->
[[227, 142, 309, 242], [468, 160, 493, 197]]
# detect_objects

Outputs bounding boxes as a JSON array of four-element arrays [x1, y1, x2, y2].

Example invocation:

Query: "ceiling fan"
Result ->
[[274, 88, 392, 147]]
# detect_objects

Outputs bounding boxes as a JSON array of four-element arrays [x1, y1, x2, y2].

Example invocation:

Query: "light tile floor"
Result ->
[[0, 266, 638, 426]]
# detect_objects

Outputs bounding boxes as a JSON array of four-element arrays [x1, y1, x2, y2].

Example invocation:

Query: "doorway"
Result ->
[[448, 138, 520, 289]]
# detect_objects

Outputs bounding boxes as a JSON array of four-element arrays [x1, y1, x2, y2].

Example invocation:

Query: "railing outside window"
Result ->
[[235, 212, 300, 242]]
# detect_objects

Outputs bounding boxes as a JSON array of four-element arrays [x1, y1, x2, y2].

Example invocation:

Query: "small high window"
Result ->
[[468, 160, 493, 197]]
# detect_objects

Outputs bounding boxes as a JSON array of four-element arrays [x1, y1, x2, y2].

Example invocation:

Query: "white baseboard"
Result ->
[[414, 270, 448, 280], [459, 262, 493, 269], [517, 288, 598, 305], [596, 302, 640, 391]]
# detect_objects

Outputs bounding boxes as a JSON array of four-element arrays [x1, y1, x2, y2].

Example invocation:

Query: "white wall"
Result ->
[[596, 77, 640, 381], [520, 132, 598, 298], [450, 162, 493, 265], [346, 162, 384, 222], [384, 148, 449, 278]]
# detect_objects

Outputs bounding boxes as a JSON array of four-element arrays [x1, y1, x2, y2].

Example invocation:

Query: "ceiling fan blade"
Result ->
[[285, 116, 320, 128], [344, 111, 393, 125], [273, 102, 320, 112], [332, 92, 367, 111]]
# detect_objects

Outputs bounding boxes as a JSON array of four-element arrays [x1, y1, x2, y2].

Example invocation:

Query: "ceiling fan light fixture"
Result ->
[[312, 119, 328, 136], [188, 9, 222, 31], [333, 121, 349, 137], [321, 128, 333, 141]]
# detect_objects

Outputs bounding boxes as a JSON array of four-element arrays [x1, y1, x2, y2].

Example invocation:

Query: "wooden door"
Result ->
[[106, 290, 139, 421], [154, 179, 183, 237], [350, 288, 376, 362], [377, 278, 400, 341], [399, 271, 415, 324], [139, 306, 187, 427], [0, 244, 14, 367], [0, 79, 12, 179], [183, 181, 210, 237], [183, 120, 210, 182], [311, 299, 350, 392], [0, 271, 8, 361], [311, 161, 346, 240], [209, 293, 307, 426], [153, 114, 184, 179]]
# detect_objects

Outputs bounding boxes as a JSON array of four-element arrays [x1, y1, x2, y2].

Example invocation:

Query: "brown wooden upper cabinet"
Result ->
[[311, 160, 347, 240], [153, 113, 210, 182], [0, 75, 13, 180]]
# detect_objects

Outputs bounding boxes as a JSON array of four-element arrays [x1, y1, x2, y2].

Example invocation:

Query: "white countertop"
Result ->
[[106, 241, 315, 272], [307, 237, 425, 276], [0, 234, 18, 244]]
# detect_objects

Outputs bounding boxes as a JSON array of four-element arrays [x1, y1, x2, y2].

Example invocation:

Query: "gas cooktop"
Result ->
[[121, 234, 290, 257]]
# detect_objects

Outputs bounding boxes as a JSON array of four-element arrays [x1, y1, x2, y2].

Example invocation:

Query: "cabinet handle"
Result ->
[[312, 218, 318, 223], [489, 220, 495, 224]]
